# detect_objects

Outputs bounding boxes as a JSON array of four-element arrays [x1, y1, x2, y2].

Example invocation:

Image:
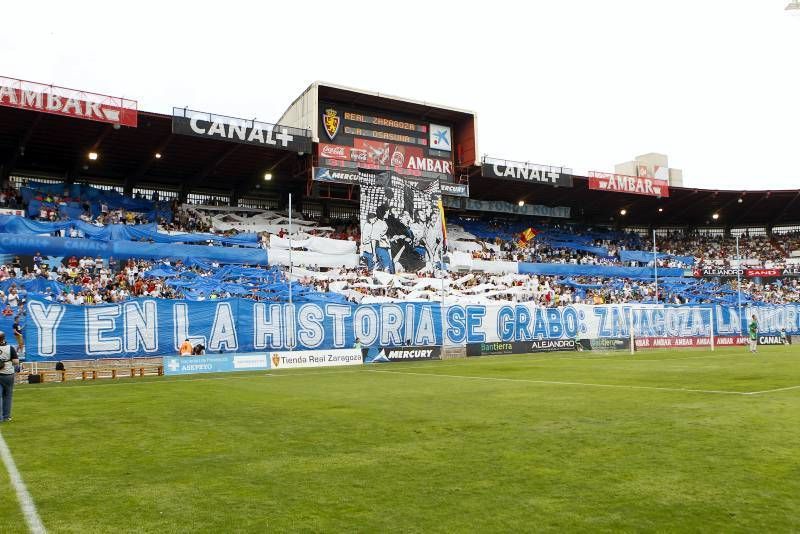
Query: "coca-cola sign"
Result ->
[[588, 171, 670, 197], [319, 144, 349, 159], [0, 76, 137, 127]]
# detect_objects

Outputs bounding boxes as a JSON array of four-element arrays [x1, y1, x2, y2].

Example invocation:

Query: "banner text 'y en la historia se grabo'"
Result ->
[[24, 298, 800, 360]]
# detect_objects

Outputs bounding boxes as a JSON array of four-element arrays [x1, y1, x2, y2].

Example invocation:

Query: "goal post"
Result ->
[[625, 306, 716, 354]]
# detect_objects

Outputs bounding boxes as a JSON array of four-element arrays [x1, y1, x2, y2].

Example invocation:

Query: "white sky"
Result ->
[[2, 0, 799, 190]]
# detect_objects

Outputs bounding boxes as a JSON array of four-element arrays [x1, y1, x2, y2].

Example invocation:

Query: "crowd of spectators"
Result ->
[[1, 182, 799, 307]]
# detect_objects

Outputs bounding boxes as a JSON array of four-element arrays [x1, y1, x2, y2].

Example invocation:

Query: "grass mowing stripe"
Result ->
[[367, 368, 751, 395], [0, 431, 46, 534]]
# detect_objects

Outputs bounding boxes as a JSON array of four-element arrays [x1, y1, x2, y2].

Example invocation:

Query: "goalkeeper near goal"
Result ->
[[748, 315, 759, 354]]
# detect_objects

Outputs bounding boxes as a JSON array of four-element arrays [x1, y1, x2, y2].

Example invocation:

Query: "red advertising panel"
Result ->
[[635, 336, 748, 349], [588, 171, 669, 197], [0, 76, 137, 127], [745, 268, 783, 278], [318, 138, 453, 177]]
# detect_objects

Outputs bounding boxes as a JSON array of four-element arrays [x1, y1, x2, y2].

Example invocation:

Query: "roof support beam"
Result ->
[[3, 114, 43, 179], [662, 191, 715, 224], [729, 193, 769, 226], [181, 143, 241, 195], [123, 133, 173, 195], [769, 192, 800, 227]]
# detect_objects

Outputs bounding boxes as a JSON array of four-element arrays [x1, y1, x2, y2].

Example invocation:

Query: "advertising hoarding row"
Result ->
[[164, 348, 363, 375], [172, 108, 312, 153], [694, 268, 800, 278], [0, 75, 137, 126], [481, 160, 574, 188], [588, 171, 670, 198]]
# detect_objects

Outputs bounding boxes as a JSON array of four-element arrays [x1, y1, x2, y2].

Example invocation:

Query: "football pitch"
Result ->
[[1, 346, 799, 533]]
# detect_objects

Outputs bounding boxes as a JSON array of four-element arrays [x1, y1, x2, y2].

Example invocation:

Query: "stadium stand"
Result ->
[[0, 78, 798, 364]]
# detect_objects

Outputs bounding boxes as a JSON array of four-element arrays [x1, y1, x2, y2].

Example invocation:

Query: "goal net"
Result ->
[[625, 306, 716, 354]]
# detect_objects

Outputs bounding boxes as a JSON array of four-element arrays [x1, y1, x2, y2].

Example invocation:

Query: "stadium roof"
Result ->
[[466, 172, 800, 227], [0, 98, 798, 228], [0, 105, 306, 199]]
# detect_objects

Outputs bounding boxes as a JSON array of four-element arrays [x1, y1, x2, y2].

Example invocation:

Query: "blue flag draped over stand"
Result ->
[[517, 262, 684, 279], [0, 233, 267, 265]]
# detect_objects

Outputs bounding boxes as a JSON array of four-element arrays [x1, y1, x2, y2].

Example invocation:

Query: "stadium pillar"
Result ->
[[178, 184, 189, 204], [230, 188, 239, 207]]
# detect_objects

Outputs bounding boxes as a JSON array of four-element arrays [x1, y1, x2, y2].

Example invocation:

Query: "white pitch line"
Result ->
[[367, 369, 750, 396], [0, 431, 46, 534], [746, 384, 800, 395], [13, 368, 365, 393], [383, 350, 745, 372]]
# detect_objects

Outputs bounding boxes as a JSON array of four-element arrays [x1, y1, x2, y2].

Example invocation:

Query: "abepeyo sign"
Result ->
[[163, 353, 271, 375], [172, 108, 311, 153], [588, 171, 669, 197], [0, 75, 137, 126], [467, 339, 577, 356], [269, 348, 362, 369], [364, 346, 441, 363], [481, 161, 573, 188]]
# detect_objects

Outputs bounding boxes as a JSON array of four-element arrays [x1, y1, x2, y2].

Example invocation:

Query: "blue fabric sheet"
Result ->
[[0, 233, 268, 265], [0, 216, 257, 246], [517, 262, 684, 279]]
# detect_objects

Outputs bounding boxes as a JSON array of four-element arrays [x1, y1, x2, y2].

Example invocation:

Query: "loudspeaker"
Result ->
[[28, 374, 41, 384]]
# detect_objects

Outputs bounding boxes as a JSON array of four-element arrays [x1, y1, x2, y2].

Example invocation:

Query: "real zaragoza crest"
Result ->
[[322, 108, 340, 140]]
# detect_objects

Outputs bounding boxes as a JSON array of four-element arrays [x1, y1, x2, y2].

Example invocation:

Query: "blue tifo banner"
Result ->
[[23, 297, 800, 361], [517, 262, 685, 279], [0, 233, 267, 265], [163, 353, 271, 375]]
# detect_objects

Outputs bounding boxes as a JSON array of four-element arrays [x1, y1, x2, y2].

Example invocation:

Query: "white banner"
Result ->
[[267, 247, 360, 269], [270, 235, 356, 255], [269, 348, 363, 369]]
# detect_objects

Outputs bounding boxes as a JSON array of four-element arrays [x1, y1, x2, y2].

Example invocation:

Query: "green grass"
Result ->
[[1, 346, 799, 533]]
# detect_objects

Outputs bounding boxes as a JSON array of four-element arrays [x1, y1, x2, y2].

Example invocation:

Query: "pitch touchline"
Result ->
[[13, 369, 364, 393], [745, 384, 800, 395], [0, 432, 47, 533], [386, 350, 745, 371], [367, 369, 751, 396]]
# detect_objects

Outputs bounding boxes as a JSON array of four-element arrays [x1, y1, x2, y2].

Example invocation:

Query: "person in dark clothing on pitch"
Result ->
[[0, 332, 20, 422]]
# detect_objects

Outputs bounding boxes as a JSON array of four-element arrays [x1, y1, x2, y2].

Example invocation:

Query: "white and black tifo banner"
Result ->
[[172, 108, 312, 153], [359, 170, 444, 273]]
